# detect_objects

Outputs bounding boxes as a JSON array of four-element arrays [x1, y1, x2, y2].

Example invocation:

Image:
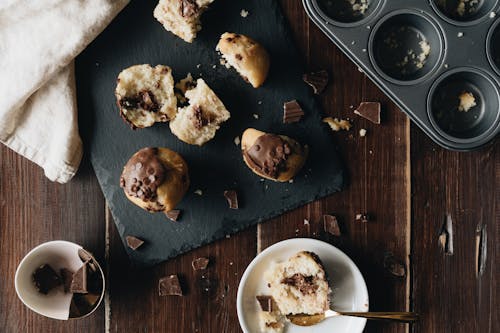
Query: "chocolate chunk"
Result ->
[[126, 236, 144, 250], [243, 134, 292, 179], [256, 295, 274, 312], [180, 0, 198, 17], [60, 268, 73, 293], [281, 273, 318, 295], [120, 148, 165, 202], [120, 90, 159, 113], [32, 264, 61, 294], [323, 214, 341, 236], [192, 105, 208, 129], [354, 102, 381, 124], [384, 254, 406, 277], [159, 275, 183, 296], [78, 248, 97, 272], [355, 213, 370, 223], [283, 100, 304, 124], [165, 209, 181, 222], [192, 257, 209, 270], [223, 190, 239, 209], [70, 264, 88, 294], [303, 70, 329, 94], [235, 54, 243, 61]]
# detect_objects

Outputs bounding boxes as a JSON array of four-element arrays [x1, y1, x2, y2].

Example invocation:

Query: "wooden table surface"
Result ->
[[1, 2, 498, 333]]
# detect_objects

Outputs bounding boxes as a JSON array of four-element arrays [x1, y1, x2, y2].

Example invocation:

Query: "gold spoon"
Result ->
[[287, 310, 419, 326]]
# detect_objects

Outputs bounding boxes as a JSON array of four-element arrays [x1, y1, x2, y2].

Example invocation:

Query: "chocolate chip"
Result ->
[[235, 54, 243, 61], [159, 275, 183, 296], [192, 257, 209, 270], [32, 264, 62, 294], [126, 235, 145, 250], [256, 295, 274, 312], [323, 214, 341, 236], [147, 167, 155, 175], [354, 102, 381, 124], [303, 70, 329, 94], [283, 100, 304, 123], [180, 0, 198, 17], [165, 209, 181, 222], [223, 190, 239, 209]]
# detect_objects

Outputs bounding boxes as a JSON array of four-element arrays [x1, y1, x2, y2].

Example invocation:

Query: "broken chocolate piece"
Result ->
[[126, 235, 145, 250], [281, 273, 318, 295], [383, 254, 406, 277], [283, 100, 304, 123], [256, 295, 274, 312], [192, 257, 210, 270], [60, 268, 73, 293], [323, 214, 341, 236], [303, 70, 329, 94], [223, 190, 239, 209], [354, 102, 381, 124], [32, 264, 61, 294], [355, 213, 370, 223], [78, 248, 97, 272], [159, 275, 183, 296], [70, 264, 88, 294], [165, 209, 181, 222]]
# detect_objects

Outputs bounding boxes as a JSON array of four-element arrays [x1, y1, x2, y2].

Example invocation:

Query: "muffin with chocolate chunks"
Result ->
[[241, 128, 308, 182], [120, 147, 189, 213], [216, 32, 270, 88], [115, 64, 177, 129]]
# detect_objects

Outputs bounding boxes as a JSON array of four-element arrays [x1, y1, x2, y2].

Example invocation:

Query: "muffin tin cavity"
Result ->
[[369, 11, 443, 84], [428, 68, 500, 141], [487, 19, 500, 74], [430, 0, 497, 25], [314, 0, 382, 25]]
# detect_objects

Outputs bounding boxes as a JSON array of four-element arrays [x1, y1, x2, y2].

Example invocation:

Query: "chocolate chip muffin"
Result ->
[[216, 32, 270, 88], [120, 147, 189, 213], [265, 251, 330, 316], [241, 128, 308, 182], [169, 77, 230, 145], [154, 0, 214, 43], [115, 64, 177, 129]]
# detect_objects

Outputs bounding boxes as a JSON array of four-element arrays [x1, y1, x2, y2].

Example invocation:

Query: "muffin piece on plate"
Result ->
[[154, 0, 215, 43]]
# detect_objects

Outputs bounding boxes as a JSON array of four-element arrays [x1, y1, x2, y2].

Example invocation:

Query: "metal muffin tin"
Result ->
[[303, 0, 500, 151]]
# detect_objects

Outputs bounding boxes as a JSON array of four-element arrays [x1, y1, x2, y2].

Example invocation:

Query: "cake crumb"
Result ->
[[457, 32, 464, 38], [212, 64, 216, 69], [490, 12, 496, 18], [253, 113, 259, 119], [303, 219, 309, 225], [234, 136, 240, 146], [196, 64, 201, 69], [288, 179, 294, 183], [323, 117, 352, 131], [359, 128, 367, 137], [194, 189, 203, 196], [458, 91, 476, 112], [240, 9, 249, 18]]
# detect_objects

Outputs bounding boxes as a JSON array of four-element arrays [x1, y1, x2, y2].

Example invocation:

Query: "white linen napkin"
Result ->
[[0, 0, 129, 183]]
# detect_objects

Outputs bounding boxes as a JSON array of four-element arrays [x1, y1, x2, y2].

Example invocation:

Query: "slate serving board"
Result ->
[[76, 0, 344, 267]]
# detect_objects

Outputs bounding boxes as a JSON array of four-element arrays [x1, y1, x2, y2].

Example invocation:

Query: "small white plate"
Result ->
[[237, 238, 369, 333]]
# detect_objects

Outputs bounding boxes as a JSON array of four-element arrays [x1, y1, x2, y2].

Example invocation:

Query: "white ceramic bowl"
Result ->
[[237, 238, 369, 333], [14, 240, 105, 320]]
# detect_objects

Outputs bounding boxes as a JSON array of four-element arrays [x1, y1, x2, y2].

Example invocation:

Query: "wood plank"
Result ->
[[107, 211, 256, 332], [256, 2, 412, 333], [0, 146, 105, 332], [410, 132, 498, 333]]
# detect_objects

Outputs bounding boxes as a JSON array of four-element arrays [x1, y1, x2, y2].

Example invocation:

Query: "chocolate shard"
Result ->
[[323, 214, 341, 236], [303, 70, 329, 94], [192, 257, 210, 270], [126, 235, 145, 250], [165, 209, 181, 222], [355, 213, 370, 223], [78, 248, 97, 272], [283, 100, 305, 124], [60, 268, 74, 293], [70, 263, 88, 294], [223, 190, 239, 209], [159, 275, 183, 296], [32, 264, 62, 294], [383, 254, 406, 277], [354, 102, 381, 124], [256, 295, 274, 312]]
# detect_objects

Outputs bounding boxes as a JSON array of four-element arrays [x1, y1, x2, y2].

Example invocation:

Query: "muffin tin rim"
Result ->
[[486, 17, 500, 75], [428, 0, 500, 27], [311, 0, 387, 27]]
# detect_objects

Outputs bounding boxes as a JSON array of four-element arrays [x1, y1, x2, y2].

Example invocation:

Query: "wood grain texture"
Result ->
[[257, 2, 411, 333], [410, 133, 499, 333], [0, 146, 105, 333]]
